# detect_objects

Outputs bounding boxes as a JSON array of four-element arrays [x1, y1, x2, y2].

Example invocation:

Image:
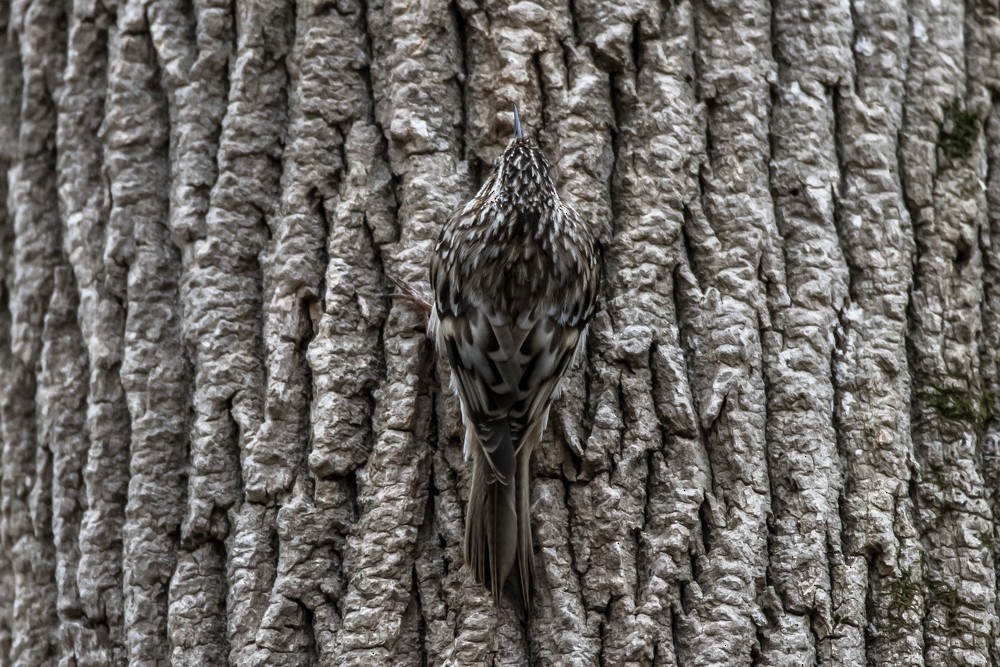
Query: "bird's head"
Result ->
[[492, 105, 557, 206]]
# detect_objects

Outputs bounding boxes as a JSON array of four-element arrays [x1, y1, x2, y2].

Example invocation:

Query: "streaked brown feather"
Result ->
[[430, 127, 601, 613]]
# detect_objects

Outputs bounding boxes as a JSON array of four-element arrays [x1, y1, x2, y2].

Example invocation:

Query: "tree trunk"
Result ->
[[1, 0, 999, 664]]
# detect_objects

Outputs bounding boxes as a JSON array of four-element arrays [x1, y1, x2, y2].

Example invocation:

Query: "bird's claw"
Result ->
[[389, 275, 432, 316]]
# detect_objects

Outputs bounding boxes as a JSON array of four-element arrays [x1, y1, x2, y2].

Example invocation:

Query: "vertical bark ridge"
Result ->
[[203, 0, 294, 662], [144, 1, 239, 664], [57, 0, 129, 661], [583, 4, 709, 665], [684, 1, 777, 663], [764, 0, 854, 662], [0, 0, 16, 655], [328, 0, 461, 663], [832, 0, 925, 664], [2, 0, 66, 662], [983, 107, 1000, 667], [105, 2, 188, 663], [40, 268, 100, 663], [901, 0, 997, 664]]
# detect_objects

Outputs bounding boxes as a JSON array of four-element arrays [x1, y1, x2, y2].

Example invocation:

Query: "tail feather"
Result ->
[[464, 421, 536, 612], [514, 439, 534, 610]]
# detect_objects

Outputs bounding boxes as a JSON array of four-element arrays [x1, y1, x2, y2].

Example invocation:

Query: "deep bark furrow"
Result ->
[[0, 2, 15, 646]]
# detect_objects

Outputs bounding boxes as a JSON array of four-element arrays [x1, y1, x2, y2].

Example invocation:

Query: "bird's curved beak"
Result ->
[[513, 104, 523, 139]]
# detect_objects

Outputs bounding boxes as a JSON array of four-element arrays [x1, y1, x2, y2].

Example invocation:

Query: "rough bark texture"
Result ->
[[2, 0, 1000, 664]]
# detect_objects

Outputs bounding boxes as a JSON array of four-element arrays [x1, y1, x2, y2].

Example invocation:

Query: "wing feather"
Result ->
[[431, 200, 600, 485], [436, 299, 586, 464]]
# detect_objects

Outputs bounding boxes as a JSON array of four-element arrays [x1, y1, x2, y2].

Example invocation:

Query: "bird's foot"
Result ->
[[389, 275, 432, 317]]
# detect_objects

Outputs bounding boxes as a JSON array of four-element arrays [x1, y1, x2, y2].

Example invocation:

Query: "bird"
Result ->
[[429, 105, 602, 612]]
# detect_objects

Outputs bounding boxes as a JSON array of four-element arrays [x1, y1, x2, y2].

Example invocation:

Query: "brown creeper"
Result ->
[[429, 106, 601, 611]]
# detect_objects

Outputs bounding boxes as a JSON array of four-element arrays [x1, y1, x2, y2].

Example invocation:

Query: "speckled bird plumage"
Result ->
[[429, 108, 601, 612]]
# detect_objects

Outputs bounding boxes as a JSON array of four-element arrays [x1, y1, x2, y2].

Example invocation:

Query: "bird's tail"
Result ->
[[464, 421, 536, 612]]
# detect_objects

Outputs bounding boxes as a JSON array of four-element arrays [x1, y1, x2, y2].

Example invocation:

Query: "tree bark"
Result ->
[[2, 0, 999, 664]]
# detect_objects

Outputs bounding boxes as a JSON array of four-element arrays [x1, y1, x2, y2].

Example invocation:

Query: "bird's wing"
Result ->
[[430, 209, 601, 480], [433, 297, 590, 479]]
